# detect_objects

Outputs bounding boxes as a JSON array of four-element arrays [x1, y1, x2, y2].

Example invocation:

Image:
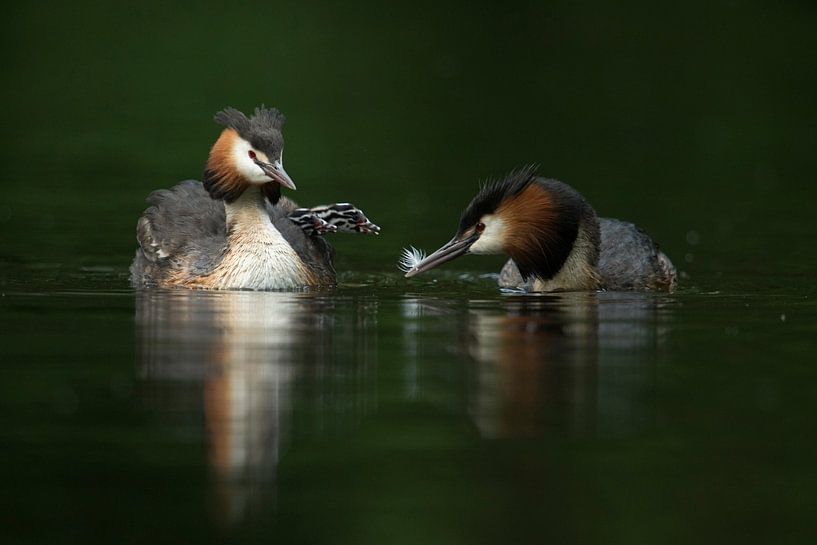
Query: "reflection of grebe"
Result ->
[[465, 294, 599, 438], [404, 166, 676, 292], [137, 291, 303, 523], [136, 290, 378, 525], [462, 293, 671, 438]]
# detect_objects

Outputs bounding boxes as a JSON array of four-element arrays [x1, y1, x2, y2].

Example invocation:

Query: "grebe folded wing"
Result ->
[[131, 181, 228, 286], [136, 181, 226, 262]]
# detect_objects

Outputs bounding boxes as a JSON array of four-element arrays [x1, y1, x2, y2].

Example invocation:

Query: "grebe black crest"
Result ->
[[402, 166, 676, 292], [130, 106, 379, 290]]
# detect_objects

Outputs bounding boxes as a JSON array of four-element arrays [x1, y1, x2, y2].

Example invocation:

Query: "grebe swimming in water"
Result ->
[[402, 166, 676, 292], [130, 106, 379, 290]]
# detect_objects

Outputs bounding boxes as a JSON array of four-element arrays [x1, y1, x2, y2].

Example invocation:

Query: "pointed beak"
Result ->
[[255, 159, 297, 191], [404, 232, 479, 278]]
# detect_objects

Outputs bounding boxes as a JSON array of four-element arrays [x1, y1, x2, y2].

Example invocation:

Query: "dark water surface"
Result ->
[[3, 1, 817, 544], [2, 273, 816, 544]]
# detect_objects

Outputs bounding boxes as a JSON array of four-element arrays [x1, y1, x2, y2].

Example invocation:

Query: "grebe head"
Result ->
[[203, 106, 295, 204], [404, 165, 590, 281]]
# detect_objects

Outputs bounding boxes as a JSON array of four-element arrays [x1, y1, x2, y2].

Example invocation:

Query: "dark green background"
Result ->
[[1, 1, 816, 544]]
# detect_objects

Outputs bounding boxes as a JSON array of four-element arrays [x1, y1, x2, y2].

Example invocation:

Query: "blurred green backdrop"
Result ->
[[2, 0, 816, 287]]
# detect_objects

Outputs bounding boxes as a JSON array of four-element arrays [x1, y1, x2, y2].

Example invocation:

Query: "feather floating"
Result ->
[[398, 246, 427, 273]]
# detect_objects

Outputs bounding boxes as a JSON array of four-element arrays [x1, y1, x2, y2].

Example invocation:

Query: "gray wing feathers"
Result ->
[[265, 196, 336, 283], [131, 181, 227, 286], [267, 196, 299, 218], [598, 218, 675, 291], [136, 180, 226, 263], [272, 212, 336, 284]]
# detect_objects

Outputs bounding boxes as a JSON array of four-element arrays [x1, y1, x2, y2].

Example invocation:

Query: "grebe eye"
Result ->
[[248, 150, 257, 160], [476, 222, 486, 233]]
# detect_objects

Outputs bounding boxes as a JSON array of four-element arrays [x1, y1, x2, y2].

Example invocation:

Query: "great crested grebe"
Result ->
[[402, 166, 676, 292], [130, 106, 379, 290]]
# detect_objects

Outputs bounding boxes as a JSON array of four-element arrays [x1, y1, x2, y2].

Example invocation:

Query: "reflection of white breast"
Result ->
[[137, 291, 300, 523], [136, 289, 378, 524], [214, 293, 298, 481]]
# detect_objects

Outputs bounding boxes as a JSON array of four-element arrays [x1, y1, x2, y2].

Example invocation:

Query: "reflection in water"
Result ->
[[400, 296, 463, 402], [467, 292, 672, 438], [403, 291, 673, 439], [135, 287, 672, 527], [466, 293, 599, 438], [135, 290, 377, 525]]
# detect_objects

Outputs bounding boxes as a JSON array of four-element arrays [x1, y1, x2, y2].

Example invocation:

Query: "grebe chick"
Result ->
[[403, 166, 676, 292], [130, 106, 379, 290]]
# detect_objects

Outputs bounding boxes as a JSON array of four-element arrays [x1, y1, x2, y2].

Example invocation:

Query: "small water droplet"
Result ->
[[780, 314, 786, 322], [686, 230, 700, 245]]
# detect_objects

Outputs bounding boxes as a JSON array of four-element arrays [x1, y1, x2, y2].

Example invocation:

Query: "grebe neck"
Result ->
[[224, 185, 273, 235]]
